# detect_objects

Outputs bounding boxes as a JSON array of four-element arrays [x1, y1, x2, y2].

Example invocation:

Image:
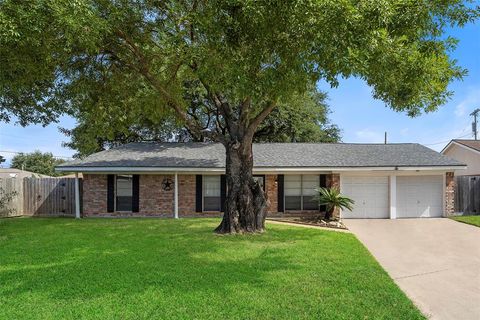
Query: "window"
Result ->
[[302, 175, 319, 210], [285, 175, 302, 210], [203, 175, 221, 211], [116, 175, 133, 211], [284, 175, 319, 210]]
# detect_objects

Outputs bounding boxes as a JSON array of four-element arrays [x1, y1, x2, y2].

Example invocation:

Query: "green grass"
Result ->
[[0, 218, 424, 320], [451, 215, 480, 227]]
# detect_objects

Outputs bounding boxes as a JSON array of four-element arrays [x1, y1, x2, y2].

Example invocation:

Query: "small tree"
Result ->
[[315, 187, 354, 220], [10, 151, 66, 177]]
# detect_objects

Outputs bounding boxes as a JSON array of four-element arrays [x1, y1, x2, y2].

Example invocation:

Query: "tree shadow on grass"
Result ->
[[0, 218, 322, 303]]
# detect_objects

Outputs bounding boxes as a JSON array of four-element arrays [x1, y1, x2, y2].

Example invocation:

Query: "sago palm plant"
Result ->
[[315, 187, 354, 220]]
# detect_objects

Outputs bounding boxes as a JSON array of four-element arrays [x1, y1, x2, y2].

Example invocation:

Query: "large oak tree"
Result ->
[[0, 0, 478, 233], [61, 86, 340, 158]]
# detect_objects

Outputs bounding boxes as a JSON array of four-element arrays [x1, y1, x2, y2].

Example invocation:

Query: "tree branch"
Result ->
[[114, 30, 217, 141], [245, 101, 276, 141]]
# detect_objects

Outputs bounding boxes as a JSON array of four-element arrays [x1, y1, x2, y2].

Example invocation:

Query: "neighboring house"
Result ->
[[56, 142, 465, 219], [0, 168, 51, 179], [441, 139, 480, 176]]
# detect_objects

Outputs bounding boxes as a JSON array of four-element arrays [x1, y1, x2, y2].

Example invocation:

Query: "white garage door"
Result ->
[[341, 176, 389, 219], [396, 175, 443, 218]]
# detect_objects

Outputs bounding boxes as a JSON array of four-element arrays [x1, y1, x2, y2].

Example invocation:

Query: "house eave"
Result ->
[[56, 165, 466, 173], [442, 140, 480, 156]]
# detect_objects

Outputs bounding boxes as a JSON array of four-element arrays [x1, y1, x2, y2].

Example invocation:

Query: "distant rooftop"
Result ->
[[452, 139, 480, 152], [56, 142, 465, 171], [0, 168, 51, 178]]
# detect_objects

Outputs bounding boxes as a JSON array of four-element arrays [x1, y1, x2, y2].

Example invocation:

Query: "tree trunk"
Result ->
[[324, 208, 333, 220], [215, 140, 267, 234]]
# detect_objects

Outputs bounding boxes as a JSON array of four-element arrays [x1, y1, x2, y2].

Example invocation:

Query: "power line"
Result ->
[[0, 150, 73, 159], [423, 133, 472, 146]]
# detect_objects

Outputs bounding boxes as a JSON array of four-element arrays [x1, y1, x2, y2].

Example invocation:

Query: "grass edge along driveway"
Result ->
[[0, 218, 425, 319], [450, 215, 480, 227]]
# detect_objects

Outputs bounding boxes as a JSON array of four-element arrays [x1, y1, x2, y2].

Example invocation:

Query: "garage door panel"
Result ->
[[342, 176, 389, 219], [396, 175, 443, 218]]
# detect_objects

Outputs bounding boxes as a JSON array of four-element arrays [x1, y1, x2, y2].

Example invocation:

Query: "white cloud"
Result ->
[[400, 128, 409, 136], [454, 87, 480, 118], [355, 128, 384, 143], [455, 103, 466, 117]]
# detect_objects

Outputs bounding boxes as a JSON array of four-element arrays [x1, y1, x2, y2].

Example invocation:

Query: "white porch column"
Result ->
[[389, 175, 397, 219], [174, 172, 179, 219], [74, 172, 81, 219]]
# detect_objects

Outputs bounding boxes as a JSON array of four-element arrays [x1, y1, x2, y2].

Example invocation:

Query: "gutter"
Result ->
[[56, 165, 467, 173]]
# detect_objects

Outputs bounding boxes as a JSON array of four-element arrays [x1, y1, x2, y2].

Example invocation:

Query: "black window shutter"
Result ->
[[319, 174, 327, 212], [220, 174, 226, 212], [107, 174, 115, 213], [195, 175, 203, 212], [132, 175, 140, 213], [277, 175, 284, 212]]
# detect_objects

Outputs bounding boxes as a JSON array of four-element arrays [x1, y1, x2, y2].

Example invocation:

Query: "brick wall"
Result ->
[[139, 175, 174, 216], [445, 171, 455, 216], [82, 173, 339, 216], [82, 174, 209, 216], [179, 175, 196, 216], [83, 174, 107, 215], [265, 174, 278, 213], [327, 173, 340, 189]]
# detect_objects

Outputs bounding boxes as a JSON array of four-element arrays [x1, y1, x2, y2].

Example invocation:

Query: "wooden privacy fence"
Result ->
[[0, 177, 80, 217], [455, 175, 480, 215], [0, 177, 23, 218], [23, 178, 80, 216]]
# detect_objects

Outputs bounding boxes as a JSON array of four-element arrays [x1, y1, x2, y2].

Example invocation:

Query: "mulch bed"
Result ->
[[268, 215, 347, 230]]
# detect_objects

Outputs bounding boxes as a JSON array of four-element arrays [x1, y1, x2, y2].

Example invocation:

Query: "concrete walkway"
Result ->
[[344, 218, 480, 320]]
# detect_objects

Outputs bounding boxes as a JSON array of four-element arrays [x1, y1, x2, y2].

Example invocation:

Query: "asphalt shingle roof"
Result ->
[[57, 142, 464, 169], [453, 139, 480, 152]]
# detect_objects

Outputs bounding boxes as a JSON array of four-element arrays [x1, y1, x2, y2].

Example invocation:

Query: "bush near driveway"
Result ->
[[0, 218, 424, 319]]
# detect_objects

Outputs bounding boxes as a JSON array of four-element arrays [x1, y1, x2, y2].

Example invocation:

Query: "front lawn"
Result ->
[[450, 215, 480, 227], [0, 218, 424, 319]]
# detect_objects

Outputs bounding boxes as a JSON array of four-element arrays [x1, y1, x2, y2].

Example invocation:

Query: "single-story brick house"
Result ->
[[56, 142, 465, 219]]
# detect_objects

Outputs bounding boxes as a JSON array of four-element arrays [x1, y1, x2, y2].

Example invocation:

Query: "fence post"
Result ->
[[75, 173, 81, 219]]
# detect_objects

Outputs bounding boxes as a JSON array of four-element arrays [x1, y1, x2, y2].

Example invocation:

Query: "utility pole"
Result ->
[[384, 132, 387, 144], [471, 108, 480, 140]]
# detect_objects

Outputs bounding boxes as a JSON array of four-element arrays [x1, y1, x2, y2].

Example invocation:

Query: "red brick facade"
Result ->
[[83, 174, 108, 215], [265, 175, 278, 213], [139, 175, 174, 216], [82, 173, 281, 216], [82, 172, 454, 218], [445, 171, 455, 216], [179, 175, 196, 215]]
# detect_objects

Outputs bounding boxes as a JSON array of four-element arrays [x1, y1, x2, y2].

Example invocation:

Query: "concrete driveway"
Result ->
[[344, 218, 480, 320]]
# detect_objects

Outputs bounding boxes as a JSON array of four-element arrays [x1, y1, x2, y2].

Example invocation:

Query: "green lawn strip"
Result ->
[[0, 218, 424, 319], [450, 215, 480, 227]]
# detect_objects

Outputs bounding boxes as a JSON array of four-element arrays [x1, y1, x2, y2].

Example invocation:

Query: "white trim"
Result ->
[[339, 174, 343, 219], [56, 165, 466, 173], [389, 175, 397, 219], [441, 140, 480, 156], [74, 172, 81, 219], [441, 141, 455, 154], [442, 173, 446, 217], [174, 172, 179, 219]]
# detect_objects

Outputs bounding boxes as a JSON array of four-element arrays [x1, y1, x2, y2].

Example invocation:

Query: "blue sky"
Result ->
[[0, 21, 479, 166]]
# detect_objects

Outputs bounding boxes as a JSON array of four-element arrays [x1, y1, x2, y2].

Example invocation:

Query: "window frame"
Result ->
[[114, 174, 133, 212], [202, 174, 222, 212], [283, 175, 320, 211]]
